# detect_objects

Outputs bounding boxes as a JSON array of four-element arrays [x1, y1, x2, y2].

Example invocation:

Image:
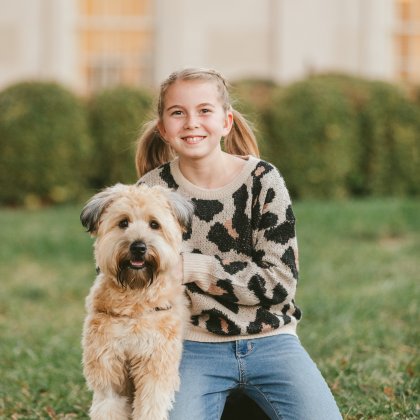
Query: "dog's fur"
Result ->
[[80, 184, 193, 420]]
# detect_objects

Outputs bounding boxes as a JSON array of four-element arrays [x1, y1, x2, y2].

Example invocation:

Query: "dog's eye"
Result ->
[[149, 220, 160, 230], [118, 219, 129, 229]]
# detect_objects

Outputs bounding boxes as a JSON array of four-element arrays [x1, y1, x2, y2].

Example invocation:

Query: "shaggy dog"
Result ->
[[80, 184, 193, 420]]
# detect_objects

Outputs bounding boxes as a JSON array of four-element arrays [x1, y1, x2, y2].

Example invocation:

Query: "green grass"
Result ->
[[0, 199, 419, 419]]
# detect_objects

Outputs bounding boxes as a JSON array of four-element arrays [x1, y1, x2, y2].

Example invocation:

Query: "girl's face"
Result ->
[[158, 80, 233, 162]]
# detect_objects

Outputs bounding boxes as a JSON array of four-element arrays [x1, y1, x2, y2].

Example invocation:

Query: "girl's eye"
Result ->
[[171, 110, 183, 116], [201, 108, 211, 114], [149, 220, 160, 230], [118, 219, 129, 229]]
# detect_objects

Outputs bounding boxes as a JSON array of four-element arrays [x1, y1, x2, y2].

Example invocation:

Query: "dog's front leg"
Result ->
[[130, 346, 181, 420], [89, 389, 131, 420], [84, 347, 132, 420]]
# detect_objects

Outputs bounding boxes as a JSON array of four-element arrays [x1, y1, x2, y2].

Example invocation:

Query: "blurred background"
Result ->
[[0, 0, 419, 93], [0, 1, 419, 418], [0, 0, 419, 205]]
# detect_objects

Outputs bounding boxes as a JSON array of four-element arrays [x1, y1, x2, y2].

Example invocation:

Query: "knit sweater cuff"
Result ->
[[182, 253, 215, 290]]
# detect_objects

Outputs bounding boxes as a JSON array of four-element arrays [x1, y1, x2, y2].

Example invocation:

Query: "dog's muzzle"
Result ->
[[117, 240, 157, 288], [129, 240, 147, 269]]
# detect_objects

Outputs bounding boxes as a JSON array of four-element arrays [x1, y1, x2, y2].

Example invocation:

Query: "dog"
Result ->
[[80, 183, 194, 420]]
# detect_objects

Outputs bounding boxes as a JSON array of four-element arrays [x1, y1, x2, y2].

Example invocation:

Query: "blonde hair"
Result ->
[[135, 68, 260, 177]]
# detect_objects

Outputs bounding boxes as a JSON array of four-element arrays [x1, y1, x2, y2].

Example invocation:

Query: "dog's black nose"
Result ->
[[130, 241, 147, 255]]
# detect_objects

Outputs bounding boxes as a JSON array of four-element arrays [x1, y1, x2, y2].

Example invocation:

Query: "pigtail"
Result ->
[[224, 108, 260, 158], [135, 120, 175, 177]]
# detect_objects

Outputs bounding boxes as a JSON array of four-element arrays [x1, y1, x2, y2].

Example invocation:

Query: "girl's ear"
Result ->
[[222, 110, 234, 136]]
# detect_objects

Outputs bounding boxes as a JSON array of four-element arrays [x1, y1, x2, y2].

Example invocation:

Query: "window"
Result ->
[[77, 0, 154, 94], [395, 0, 420, 83]]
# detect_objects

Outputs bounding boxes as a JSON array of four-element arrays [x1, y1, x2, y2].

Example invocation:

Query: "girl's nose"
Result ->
[[184, 115, 199, 129]]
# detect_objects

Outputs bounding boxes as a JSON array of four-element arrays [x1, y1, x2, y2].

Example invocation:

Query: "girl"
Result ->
[[136, 68, 342, 420]]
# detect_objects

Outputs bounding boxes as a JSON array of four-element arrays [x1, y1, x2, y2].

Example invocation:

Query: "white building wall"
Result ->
[[284, 0, 394, 82], [42, 0, 78, 89], [0, 0, 397, 91], [0, 0, 77, 90], [153, 0, 274, 84], [0, 0, 41, 86], [154, 0, 395, 84], [358, 0, 395, 80]]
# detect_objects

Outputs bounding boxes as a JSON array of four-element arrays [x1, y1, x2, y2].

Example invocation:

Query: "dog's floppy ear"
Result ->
[[165, 190, 194, 231], [80, 184, 126, 234]]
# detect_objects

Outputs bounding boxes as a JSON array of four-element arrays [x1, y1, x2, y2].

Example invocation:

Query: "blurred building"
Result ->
[[0, 0, 418, 95]]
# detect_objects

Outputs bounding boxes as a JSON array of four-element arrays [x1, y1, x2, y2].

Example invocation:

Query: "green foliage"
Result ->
[[355, 81, 420, 196], [261, 74, 420, 198], [295, 198, 420, 419], [0, 76, 418, 206], [0, 82, 92, 206], [264, 77, 359, 198], [0, 206, 93, 418], [310, 74, 420, 196], [88, 86, 153, 188]]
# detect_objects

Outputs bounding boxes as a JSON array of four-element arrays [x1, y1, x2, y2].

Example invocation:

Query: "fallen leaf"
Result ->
[[384, 386, 395, 399], [45, 406, 57, 419]]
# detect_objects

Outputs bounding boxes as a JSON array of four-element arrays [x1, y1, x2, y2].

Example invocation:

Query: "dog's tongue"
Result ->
[[130, 260, 145, 268]]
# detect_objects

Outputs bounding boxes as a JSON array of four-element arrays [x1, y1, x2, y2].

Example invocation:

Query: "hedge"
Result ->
[[309, 74, 420, 196], [263, 74, 420, 198], [88, 86, 153, 188], [0, 82, 92, 206], [355, 80, 420, 196], [0, 75, 418, 206], [264, 76, 359, 199]]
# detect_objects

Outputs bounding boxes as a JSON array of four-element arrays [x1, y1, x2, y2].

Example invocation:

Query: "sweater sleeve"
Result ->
[[182, 168, 299, 308]]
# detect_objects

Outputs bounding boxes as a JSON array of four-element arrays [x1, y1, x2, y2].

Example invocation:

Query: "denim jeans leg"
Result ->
[[242, 334, 342, 420], [169, 335, 342, 420], [168, 340, 237, 420]]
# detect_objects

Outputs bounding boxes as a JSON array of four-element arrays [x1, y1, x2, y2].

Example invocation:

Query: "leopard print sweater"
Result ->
[[139, 156, 302, 342]]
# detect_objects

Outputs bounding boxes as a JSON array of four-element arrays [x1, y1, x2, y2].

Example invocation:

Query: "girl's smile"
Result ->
[[181, 136, 206, 145]]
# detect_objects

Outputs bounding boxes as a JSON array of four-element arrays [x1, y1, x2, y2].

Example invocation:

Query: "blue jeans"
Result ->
[[169, 334, 342, 420]]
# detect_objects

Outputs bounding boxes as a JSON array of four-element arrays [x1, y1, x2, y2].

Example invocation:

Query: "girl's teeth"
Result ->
[[184, 137, 203, 144]]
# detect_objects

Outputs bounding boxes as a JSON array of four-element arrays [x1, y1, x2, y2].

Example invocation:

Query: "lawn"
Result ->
[[0, 198, 418, 419]]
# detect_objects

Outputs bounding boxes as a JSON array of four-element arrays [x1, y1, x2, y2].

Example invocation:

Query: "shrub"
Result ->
[[231, 79, 278, 157], [88, 86, 153, 188], [264, 77, 359, 199], [0, 81, 92, 206], [300, 74, 371, 195], [355, 81, 420, 196], [311, 74, 420, 196]]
